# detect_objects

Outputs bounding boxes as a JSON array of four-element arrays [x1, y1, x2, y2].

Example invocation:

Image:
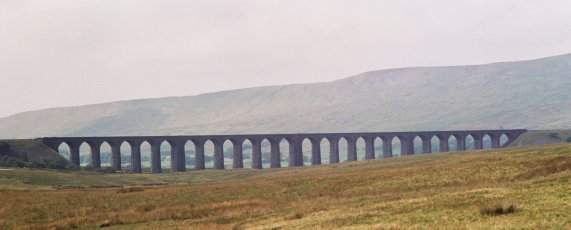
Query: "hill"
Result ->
[[509, 130, 571, 147], [0, 139, 77, 170], [1, 53, 571, 138], [0, 144, 570, 229]]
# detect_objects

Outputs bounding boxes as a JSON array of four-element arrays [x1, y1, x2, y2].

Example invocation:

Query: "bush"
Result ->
[[0, 156, 25, 167], [550, 133, 562, 140], [81, 165, 94, 171], [94, 166, 116, 173], [566, 136, 571, 143], [480, 203, 517, 216], [117, 187, 144, 193]]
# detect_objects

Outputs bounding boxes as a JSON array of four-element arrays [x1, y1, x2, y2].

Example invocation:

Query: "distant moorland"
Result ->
[[1, 53, 571, 139]]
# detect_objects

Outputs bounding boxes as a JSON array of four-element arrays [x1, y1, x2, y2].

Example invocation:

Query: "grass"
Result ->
[[0, 144, 570, 229]]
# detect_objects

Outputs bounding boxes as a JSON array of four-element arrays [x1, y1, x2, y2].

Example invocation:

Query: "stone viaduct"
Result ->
[[39, 129, 527, 173]]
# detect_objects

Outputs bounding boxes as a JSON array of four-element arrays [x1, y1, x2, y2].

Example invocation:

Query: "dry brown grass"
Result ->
[[0, 144, 570, 229]]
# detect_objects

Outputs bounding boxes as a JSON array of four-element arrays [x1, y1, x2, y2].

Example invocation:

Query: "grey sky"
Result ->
[[1, 0, 571, 118]]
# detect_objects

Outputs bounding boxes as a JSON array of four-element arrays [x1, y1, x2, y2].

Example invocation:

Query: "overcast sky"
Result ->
[[1, 0, 571, 118]]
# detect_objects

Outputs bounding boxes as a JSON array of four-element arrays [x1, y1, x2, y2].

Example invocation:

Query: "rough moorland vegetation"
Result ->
[[0, 144, 570, 229]]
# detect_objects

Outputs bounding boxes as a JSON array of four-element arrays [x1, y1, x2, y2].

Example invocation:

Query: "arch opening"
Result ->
[[184, 140, 195, 170], [483, 135, 492, 149], [160, 141, 172, 171], [413, 136, 423, 154], [320, 138, 331, 164], [57, 142, 71, 160], [203, 140, 215, 169], [465, 135, 475, 150], [356, 137, 366, 160], [392, 137, 402, 157], [120, 141, 132, 171], [222, 139, 233, 169], [242, 139, 254, 168], [338, 137, 348, 162], [140, 141, 151, 172], [100, 142, 112, 167], [279, 138, 291, 167], [261, 139, 271, 168], [374, 137, 383, 158], [448, 136, 458, 152], [302, 138, 312, 166], [431, 136, 440, 153], [79, 142, 90, 166], [500, 134, 509, 147]]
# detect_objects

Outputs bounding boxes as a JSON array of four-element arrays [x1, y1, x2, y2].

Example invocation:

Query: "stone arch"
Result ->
[[281, 137, 296, 167], [392, 136, 402, 157], [448, 135, 458, 152], [374, 137, 383, 158], [465, 135, 475, 150], [356, 137, 366, 160], [319, 137, 330, 164], [159, 140, 172, 171], [140, 141, 152, 172], [260, 138, 272, 168], [120, 141, 132, 169], [500, 134, 509, 147], [482, 134, 492, 149], [78, 142, 90, 166], [184, 140, 195, 170], [413, 136, 423, 154], [338, 137, 349, 162], [241, 138, 254, 168], [100, 141, 112, 167], [203, 139, 215, 169], [218, 139, 231, 169], [430, 136, 440, 153], [57, 142, 71, 160], [302, 137, 312, 166]]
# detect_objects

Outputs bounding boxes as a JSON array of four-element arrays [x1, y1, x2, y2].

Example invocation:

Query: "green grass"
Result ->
[[1, 143, 570, 229]]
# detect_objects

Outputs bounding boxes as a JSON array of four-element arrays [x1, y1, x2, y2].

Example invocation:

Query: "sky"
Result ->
[[1, 0, 571, 118]]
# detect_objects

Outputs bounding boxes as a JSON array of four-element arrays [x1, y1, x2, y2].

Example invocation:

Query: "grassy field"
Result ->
[[1, 144, 570, 229]]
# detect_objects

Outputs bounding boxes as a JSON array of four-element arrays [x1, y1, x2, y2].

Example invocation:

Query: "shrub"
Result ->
[[0, 156, 25, 167], [94, 166, 117, 173], [480, 203, 517, 216], [549, 133, 562, 140], [566, 136, 571, 143], [117, 187, 144, 193], [81, 165, 94, 171]]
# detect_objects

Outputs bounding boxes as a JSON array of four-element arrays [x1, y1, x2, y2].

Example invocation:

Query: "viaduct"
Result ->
[[40, 129, 527, 173]]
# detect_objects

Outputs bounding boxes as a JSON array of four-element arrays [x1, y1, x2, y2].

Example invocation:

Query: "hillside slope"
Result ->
[[1, 53, 571, 138], [0, 139, 76, 170], [509, 130, 571, 147], [0, 144, 570, 229]]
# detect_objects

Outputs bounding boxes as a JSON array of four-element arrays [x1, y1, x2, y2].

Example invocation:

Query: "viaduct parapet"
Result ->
[[39, 129, 527, 173]]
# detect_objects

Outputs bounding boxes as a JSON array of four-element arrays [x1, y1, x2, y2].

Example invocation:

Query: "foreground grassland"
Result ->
[[1, 144, 570, 229]]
